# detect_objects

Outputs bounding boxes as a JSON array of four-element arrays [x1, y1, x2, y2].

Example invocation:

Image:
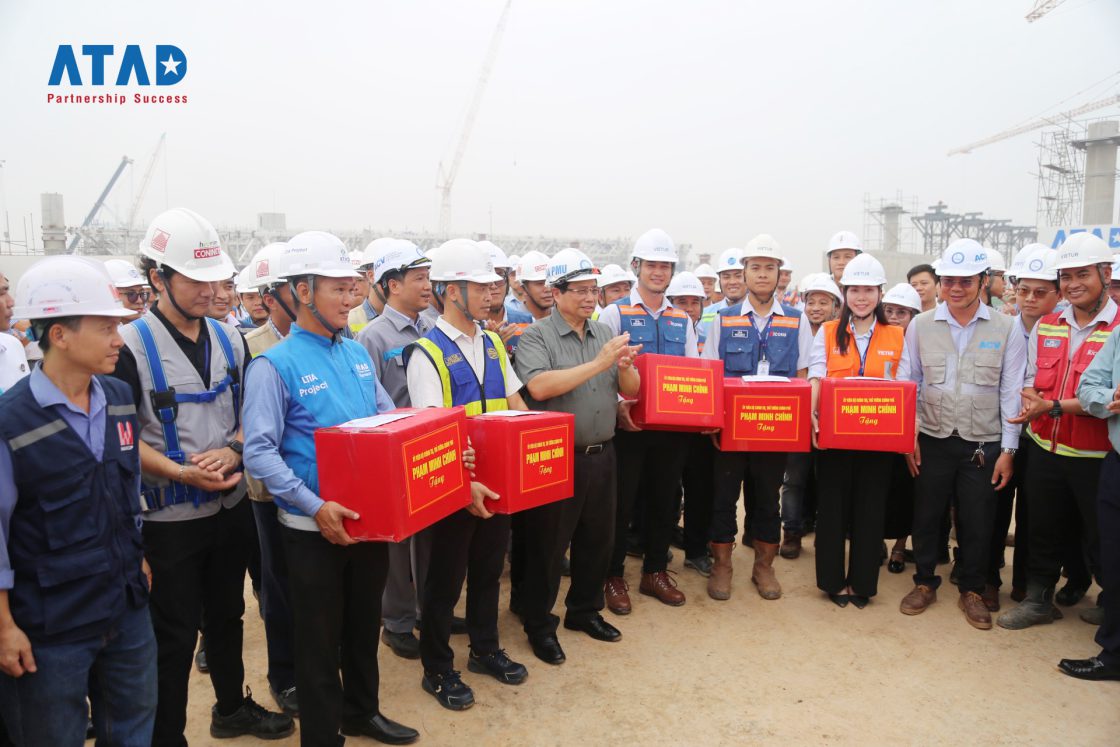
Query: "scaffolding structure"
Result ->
[[1035, 125, 1085, 228], [862, 192, 920, 254], [910, 202, 1037, 265]]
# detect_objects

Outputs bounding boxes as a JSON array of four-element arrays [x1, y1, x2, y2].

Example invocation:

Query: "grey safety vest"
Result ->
[[120, 315, 247, 521], [243, 322, 284, 502], [911, 308, 1014, 443]]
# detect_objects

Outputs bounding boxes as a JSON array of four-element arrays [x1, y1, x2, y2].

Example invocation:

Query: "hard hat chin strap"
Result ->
[[450, 280, 477, 323], [265, 286, 298, 323], [157, 269, 204, 322], [292, 276, 342, 340]]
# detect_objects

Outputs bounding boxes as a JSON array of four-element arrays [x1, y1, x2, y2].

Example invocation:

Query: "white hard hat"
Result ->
[[1015, 246, 1059, 282], [1053, 232, 1113, 271], [839, 253, 888, 287], [246, 242, 292, 288], [547, 248, 598, 287], [138, 207, 236, 282], [282, 231, 361, 279], [931, 258, 942, 273], [666, 271, 706, 299], [1009, 243, 1050, 278], [517, 250, 552, 282], [716, 248, 744, 273], [370, 239, 431, 285], [429, 239, 502, 284], [349, 251, 365, 270], [982, 247, 1007, 273], [597, 263, 637, 288], [630, 228, 679, 264], [508, 253, 521, 269], [801, 273, 842, 303], [741, 234, 784, 264], [780, 259, 793, 272], [13, 256, 135, 320], [882, 282, 923, 312], [104, 258, 146, 288], [827, 230, 863, 256], [360, 237, 397, 269], [235, 266, 256, 294], [478, 240, 513, 270], [693, 263, 718, 280], [937, 239, 990, 277]]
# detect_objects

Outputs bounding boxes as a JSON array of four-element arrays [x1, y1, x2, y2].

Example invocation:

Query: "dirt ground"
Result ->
[[180, 539, 1118, 746]]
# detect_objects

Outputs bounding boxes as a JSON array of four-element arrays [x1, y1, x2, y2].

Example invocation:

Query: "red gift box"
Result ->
[[817, 378, 918, 453], [719, 377, 811, 452], [466, 411, 575, 514], [631, 353, 724, 432], [315, 407, 472, 542]]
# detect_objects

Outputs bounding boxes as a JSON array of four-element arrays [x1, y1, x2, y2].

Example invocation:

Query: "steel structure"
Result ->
[[910, 202, 1037, 264], [863, 193, 920, 254]]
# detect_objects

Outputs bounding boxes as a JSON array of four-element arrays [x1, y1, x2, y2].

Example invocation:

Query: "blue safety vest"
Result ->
[[132, 316, 241, 511], [407, 327, 509, 414], [502, 307, 534, 356], [0, 375, 148, 645], [612, 299, 689, 357], [716, 302, 802, 377], [259, 324, 382, 518]]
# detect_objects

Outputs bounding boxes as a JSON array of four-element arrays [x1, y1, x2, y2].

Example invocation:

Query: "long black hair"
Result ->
[[835, 292, 888, 356]]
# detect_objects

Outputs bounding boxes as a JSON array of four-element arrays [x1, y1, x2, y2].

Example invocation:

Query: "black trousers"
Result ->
[[251, 500, 295, 693], [1095, 452, 1120, 667], [282, 527, 388, 747], [681, 434, 715, 559], [912, 434, 1000, 594], [1025, 438, 1103, 589], [609, 430, 689, 576], [420, 508, 511, 674], [815, 449, 893, 597], [709, 449, 786, 545], [143, 499, 251, 747], [988, 442, 1028, 589], [521, 444, 616, 639], [883, 454, 916, 540]]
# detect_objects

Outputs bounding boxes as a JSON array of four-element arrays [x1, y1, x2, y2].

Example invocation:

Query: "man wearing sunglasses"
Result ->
[[901, 239, 1027, 631], [105, 259, 151, 322]]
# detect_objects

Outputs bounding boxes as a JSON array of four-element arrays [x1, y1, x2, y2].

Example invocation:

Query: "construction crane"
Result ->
[[436, 0, 512, 237], [948, 93, 1120, 156], [67, 155, 132, 252], [128, 132, 166, 230], [1026, 0, 1066, 22]]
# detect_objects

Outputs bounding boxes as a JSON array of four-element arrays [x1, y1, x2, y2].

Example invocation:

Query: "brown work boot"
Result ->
[[707, 542, 734, 601], [751, 541, 782, 600], [639, 571, 686, 606], [779, 532, 802, 560], [900, 584, 937, 615], [604, 576, 631, 616], [959, 591, 993, 630], [981, 584, 1000, 612]]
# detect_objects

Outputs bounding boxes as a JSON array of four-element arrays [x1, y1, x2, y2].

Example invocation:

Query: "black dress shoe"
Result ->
[[381, 629, 421, 659], [849, 595, 870, 609], [529, 635, 566, 665], [451, 615, 468, 635], [564, 616, 622, 642], [467, 648, 528, 684], [1055, 584, 1089, 607], [828, 593, 849, 608], [269, 685, 299, 717], [195, 643, 208, 674], [341, 712, 420, 744], [1057, 656, 1120, 681]]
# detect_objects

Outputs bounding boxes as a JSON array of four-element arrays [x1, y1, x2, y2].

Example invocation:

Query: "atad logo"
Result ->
[[47, 44, 189, 106]]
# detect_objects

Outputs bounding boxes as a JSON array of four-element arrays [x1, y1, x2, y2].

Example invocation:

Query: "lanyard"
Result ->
[[748, 312, 775, 361], [851, 320, 872, 376]]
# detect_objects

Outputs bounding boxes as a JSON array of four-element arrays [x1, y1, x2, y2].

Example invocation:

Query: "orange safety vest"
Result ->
[[1027, 307, 1120, 458], [822, 319, 904, 378]]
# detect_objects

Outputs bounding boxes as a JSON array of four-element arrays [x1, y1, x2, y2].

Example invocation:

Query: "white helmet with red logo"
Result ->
[[138, 207, 236, 282]]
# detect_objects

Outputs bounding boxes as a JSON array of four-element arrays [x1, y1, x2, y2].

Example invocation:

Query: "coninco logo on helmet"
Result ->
[[150, 230, 170, 253], [194, 246, 221, 260]]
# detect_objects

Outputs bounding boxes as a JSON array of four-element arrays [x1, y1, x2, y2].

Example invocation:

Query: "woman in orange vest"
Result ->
[[808, 255, 912, 608]]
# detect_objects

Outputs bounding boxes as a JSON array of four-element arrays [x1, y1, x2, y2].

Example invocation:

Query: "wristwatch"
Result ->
[[1049, 400, 1062, 419], [1001, 447, 1017, 456], [227, 439, 244, 455]]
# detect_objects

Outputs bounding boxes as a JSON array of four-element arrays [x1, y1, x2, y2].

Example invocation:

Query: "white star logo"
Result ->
[[161, 55, 181, 77]]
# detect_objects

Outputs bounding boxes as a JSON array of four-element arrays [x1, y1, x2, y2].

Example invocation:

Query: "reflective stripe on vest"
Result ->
[[612, 301, 688, 357], [412, 328, 509, 415], [821, 320, 904, 378], [1027, 308, 1120, 458], [715, 303, 802, 377]]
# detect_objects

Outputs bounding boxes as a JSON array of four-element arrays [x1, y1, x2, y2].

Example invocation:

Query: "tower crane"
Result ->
[[1026, 0, 1066, 22], [947, 93, 1120, 156], [436, 0, 512, 237], [67, 155, 132, 252], [128, 132, 166, 229]]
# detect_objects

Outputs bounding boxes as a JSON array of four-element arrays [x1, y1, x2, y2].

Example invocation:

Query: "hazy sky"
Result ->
[[1, 0, 1117, 274]]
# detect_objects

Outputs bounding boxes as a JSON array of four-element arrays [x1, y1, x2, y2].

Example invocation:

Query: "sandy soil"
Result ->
[[179, 540, 1118, 746]]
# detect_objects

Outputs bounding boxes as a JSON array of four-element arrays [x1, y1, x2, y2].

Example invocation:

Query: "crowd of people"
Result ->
[[0, 208, 1118, 747]]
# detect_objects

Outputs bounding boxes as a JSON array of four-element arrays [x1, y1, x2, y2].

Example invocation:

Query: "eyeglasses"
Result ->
[[560, 286, 599, 298], [939, 276, 978, 288], [1015, 287, 1056, 300], [122, 289, 151, 303]]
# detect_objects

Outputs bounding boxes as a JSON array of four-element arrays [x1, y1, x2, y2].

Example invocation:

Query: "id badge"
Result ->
[[756, 358, 770, 377]]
